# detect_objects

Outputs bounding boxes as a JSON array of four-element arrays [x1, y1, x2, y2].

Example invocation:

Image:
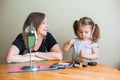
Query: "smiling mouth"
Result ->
[[43, 29, 48, 32]]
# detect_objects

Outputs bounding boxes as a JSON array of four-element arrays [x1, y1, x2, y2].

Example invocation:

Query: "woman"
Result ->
[[6, 12, 62, 63]]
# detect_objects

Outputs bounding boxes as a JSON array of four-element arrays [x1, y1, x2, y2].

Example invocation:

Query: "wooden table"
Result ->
[[0, 60, 120, 80]]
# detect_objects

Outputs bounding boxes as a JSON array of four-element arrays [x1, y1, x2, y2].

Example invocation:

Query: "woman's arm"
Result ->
[[62, 39, 75, 52], [6, 45, 43, 63], [35, 44, 62, 60]]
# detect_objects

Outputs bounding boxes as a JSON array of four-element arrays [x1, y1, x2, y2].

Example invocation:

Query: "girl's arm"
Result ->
[[80, 48, 99, 60], [62, 39, 75, 52]]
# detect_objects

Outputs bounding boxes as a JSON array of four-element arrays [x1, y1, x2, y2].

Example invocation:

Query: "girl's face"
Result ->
[[37, 17, 48, 37], [77, 24, 92, 40]]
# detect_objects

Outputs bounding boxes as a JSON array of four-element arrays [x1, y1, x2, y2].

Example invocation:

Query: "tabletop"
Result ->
[[0, 60, 120, 80]]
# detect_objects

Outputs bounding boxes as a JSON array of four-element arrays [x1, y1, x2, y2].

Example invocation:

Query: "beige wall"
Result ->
[[0, 0, 120, 69]]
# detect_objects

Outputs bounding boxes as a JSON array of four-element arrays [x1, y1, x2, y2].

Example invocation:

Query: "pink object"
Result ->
[[7, 64, 53, 73], [85, 45, 91, 49]]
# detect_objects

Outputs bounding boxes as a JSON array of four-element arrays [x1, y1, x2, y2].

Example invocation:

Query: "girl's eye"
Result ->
[[80, 32, 83, 33], [85, 31, 89, 33], [85, 32, 88, 33]]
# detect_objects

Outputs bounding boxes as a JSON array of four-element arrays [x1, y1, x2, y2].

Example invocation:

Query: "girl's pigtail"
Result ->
[[92, 24, 100, 42], [73, 20, 78, 36]]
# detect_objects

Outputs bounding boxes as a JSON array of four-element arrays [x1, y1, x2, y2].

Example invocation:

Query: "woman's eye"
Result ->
[[41, 22, 45, 24]]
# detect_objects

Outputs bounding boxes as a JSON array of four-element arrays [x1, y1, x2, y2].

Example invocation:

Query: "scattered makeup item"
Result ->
[[88, 62, 97, 66], [73, 61, 97, 68]]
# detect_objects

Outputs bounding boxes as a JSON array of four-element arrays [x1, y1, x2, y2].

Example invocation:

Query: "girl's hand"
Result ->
[[80, 50, 87, 58], [62, 39, 75, 52], [69, 39, 75, 46]]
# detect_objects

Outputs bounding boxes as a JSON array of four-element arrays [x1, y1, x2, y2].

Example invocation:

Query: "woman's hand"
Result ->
[[24, 53, 36, 56]]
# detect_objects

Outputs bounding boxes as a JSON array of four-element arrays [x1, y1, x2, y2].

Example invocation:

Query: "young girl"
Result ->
[[63, 17, 100, 62]]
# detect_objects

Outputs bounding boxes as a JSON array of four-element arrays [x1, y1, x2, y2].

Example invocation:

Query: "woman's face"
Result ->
[[37, 17, 48, 37]]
